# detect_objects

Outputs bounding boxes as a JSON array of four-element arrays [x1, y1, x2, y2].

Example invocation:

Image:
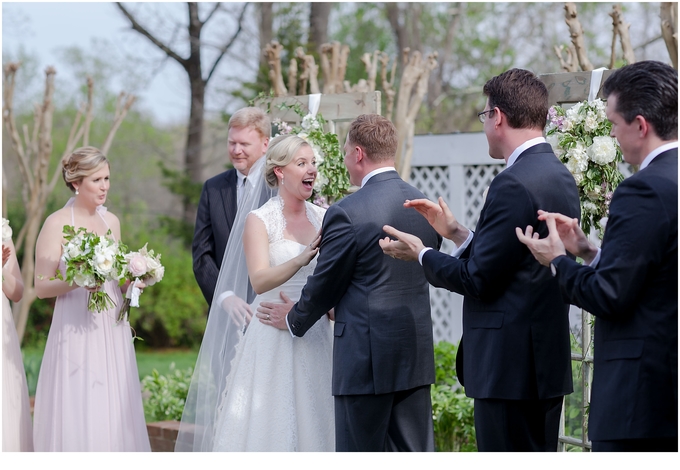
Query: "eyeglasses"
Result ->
[[477, 109, 495, 123]]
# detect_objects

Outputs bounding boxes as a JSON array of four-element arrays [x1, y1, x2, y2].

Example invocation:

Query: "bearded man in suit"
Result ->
[[380, 68, 581, 451], [257, 114, 442, 452], [192, 107, 274, 319], [517, 60, 678, 452]]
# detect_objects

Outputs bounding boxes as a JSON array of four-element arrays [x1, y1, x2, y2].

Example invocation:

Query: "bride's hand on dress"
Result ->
[[221, 295, 253, 328], [257, 291, 294, 330]]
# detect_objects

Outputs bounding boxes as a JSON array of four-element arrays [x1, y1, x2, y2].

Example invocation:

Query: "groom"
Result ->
[[258, 114, 441, 452]]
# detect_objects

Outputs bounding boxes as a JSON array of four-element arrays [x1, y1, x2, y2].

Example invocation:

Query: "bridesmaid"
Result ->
[[32, 147, 150, 451], [2, 232, 34, 452]]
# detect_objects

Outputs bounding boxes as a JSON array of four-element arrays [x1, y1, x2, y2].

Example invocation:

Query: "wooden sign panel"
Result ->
[[540, 70, 615, 105], [256, 91, 382, 123]]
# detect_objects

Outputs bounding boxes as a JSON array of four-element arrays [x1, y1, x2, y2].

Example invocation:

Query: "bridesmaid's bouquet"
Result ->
[[118, 243, 164, 322], [2, 218, 12, 242], [55, 225, 127, 312]]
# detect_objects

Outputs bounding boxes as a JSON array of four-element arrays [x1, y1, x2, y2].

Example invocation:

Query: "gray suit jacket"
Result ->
[[288, 171, 442, 396]]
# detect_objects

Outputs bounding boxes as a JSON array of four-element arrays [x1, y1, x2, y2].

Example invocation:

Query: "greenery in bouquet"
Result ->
[[118, 243, 165, 322], [54, 225, 127, 313], [545, 98, 625, 238], [272, 102, 350, 206]]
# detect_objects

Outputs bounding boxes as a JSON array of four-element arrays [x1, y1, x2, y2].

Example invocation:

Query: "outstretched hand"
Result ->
[[221, 294, 253, 328], [297, 231, 322, 267], [405, 197, 468, 245], [257, 291, 294, 330], [379, 225, 425, 262], [515, 214, 566, 267]]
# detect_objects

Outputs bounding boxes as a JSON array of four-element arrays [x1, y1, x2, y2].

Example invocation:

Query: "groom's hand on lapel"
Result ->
[[257, 291, 294, 330]]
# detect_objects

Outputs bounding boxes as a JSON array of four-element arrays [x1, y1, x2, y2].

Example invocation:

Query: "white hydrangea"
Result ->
[[74, 271, 97, 288], [301, 114, 321, 131], [314, 172, 328, 193], [565, 102, 584, 124], [584, 111, 599, 132], [545, 132, 564, 158], [565, 141, 588, 174], [2, 218, 12, 242], [587, 136, 618, 165], [582, 201, 598, 214], [93, 239, 118, 276]]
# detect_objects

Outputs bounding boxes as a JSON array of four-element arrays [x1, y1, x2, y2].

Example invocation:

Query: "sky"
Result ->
[[1, 1, 247, 126]]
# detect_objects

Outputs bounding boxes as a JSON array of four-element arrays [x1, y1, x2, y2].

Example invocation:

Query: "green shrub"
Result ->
[[141, 364, 193, 422], [431, 341, 476, 452]]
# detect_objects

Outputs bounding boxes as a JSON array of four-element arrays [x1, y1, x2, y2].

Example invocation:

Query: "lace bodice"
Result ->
[[250, 196, 326, 282]]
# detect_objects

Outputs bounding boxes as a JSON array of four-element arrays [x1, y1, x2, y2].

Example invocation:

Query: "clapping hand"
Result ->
[[221, 294, 253, 328], [537, 211, 598, 263], [405, 197, 468, 244], [379, 225, 425, 262]]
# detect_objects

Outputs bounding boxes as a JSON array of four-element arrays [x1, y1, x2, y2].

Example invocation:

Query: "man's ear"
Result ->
[[355, 145, 365, 163], [635, 115, 650, 138]]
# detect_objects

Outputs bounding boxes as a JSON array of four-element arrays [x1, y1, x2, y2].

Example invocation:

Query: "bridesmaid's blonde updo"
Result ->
[[61, 146, 109, 192], [264, 134, 311, 189]]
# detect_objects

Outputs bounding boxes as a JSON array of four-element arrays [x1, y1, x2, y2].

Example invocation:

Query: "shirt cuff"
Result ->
[[215, 290, 235, 308], [418, 247, 433, 265], [585, 248, 602, 268], [451, 231, 474, 258], [285, 313, 295, 337]]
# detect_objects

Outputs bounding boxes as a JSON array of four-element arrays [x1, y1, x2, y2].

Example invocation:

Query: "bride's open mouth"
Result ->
[[302, 178, 315, 190]]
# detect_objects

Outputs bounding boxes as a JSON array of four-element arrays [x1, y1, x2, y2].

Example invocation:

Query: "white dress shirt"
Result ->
[[418, 138, 546, 265]]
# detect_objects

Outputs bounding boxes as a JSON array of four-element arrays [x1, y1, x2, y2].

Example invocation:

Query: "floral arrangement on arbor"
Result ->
[[272, 103, 349, 207], [54, 225, 127, 312], [545, 98, 625, 237]]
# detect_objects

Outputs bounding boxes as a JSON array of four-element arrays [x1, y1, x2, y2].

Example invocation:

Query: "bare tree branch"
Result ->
[[610, 4, 636, 65], [205, 2, 249, 83], [202, 2, 222, 25], [115, 2, 188, 68], [661, 2, 678, 69], [564, 2, 594, 71]]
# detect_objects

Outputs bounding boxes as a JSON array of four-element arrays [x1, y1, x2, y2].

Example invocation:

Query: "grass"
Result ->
[[21, 342, 198, 396]]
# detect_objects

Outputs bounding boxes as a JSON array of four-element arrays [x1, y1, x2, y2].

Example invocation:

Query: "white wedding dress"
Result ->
[[211, 196, 334, 452]]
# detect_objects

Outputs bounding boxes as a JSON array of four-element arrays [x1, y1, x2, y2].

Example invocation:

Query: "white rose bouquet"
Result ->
[[545, 98, 625, 237], [54, 225, 127, 313], [272, 102, 349, 207], [2, 218, 12, 243], [118, 243, 164, 322]]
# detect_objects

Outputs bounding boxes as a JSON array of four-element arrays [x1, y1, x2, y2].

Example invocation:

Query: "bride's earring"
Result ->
[[281, 176, 285, 186], [75, 188, 79, 195]]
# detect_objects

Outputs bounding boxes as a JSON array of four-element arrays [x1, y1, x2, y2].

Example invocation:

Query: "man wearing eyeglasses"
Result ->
[[380, 68, 580, 451]]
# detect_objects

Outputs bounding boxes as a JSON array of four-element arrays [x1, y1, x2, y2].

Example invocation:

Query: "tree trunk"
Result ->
[[661, 2, 678, 69], [184, 69, 205, 225], [386, 3, 408, 70], [309, 3, 332, 54], [259, 3, 274, 80]]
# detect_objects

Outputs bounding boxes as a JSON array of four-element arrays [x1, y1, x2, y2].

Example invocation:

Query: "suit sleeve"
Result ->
[[553, 177, 671, 319], [288, 204, 357, 337], [422, 173, 534, 301], [192, 182, 220, 305]]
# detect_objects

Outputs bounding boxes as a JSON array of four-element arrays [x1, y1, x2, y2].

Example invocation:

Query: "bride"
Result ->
[[176, 134, 334, 452]]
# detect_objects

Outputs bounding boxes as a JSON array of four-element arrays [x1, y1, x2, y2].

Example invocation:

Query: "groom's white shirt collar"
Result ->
[[639, 141, 678, 171], [506, 137, 546, 168], [361, 166, 397, 188]]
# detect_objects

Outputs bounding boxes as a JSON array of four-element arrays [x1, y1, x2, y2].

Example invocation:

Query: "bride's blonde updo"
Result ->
[[264, 134, 311, 188], [61, 146, 109, 192]]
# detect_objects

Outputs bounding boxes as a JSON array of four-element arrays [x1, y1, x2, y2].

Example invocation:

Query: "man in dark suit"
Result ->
[[257, 114, 441, 451], [192, 107, 273, 316], [517, 61, 678, 452], [380, 69, 580, 451]]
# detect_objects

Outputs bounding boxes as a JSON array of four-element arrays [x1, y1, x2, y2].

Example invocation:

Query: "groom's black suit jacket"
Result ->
[[288, 170, 442, 396], [422, 143, 580, 401], [552, 149, 678, 442]]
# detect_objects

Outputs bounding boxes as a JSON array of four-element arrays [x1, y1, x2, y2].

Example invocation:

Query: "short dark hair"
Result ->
[[602, 61, 678, 140], [347, 114, 398, 162], [483, 68, 549, 130]]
